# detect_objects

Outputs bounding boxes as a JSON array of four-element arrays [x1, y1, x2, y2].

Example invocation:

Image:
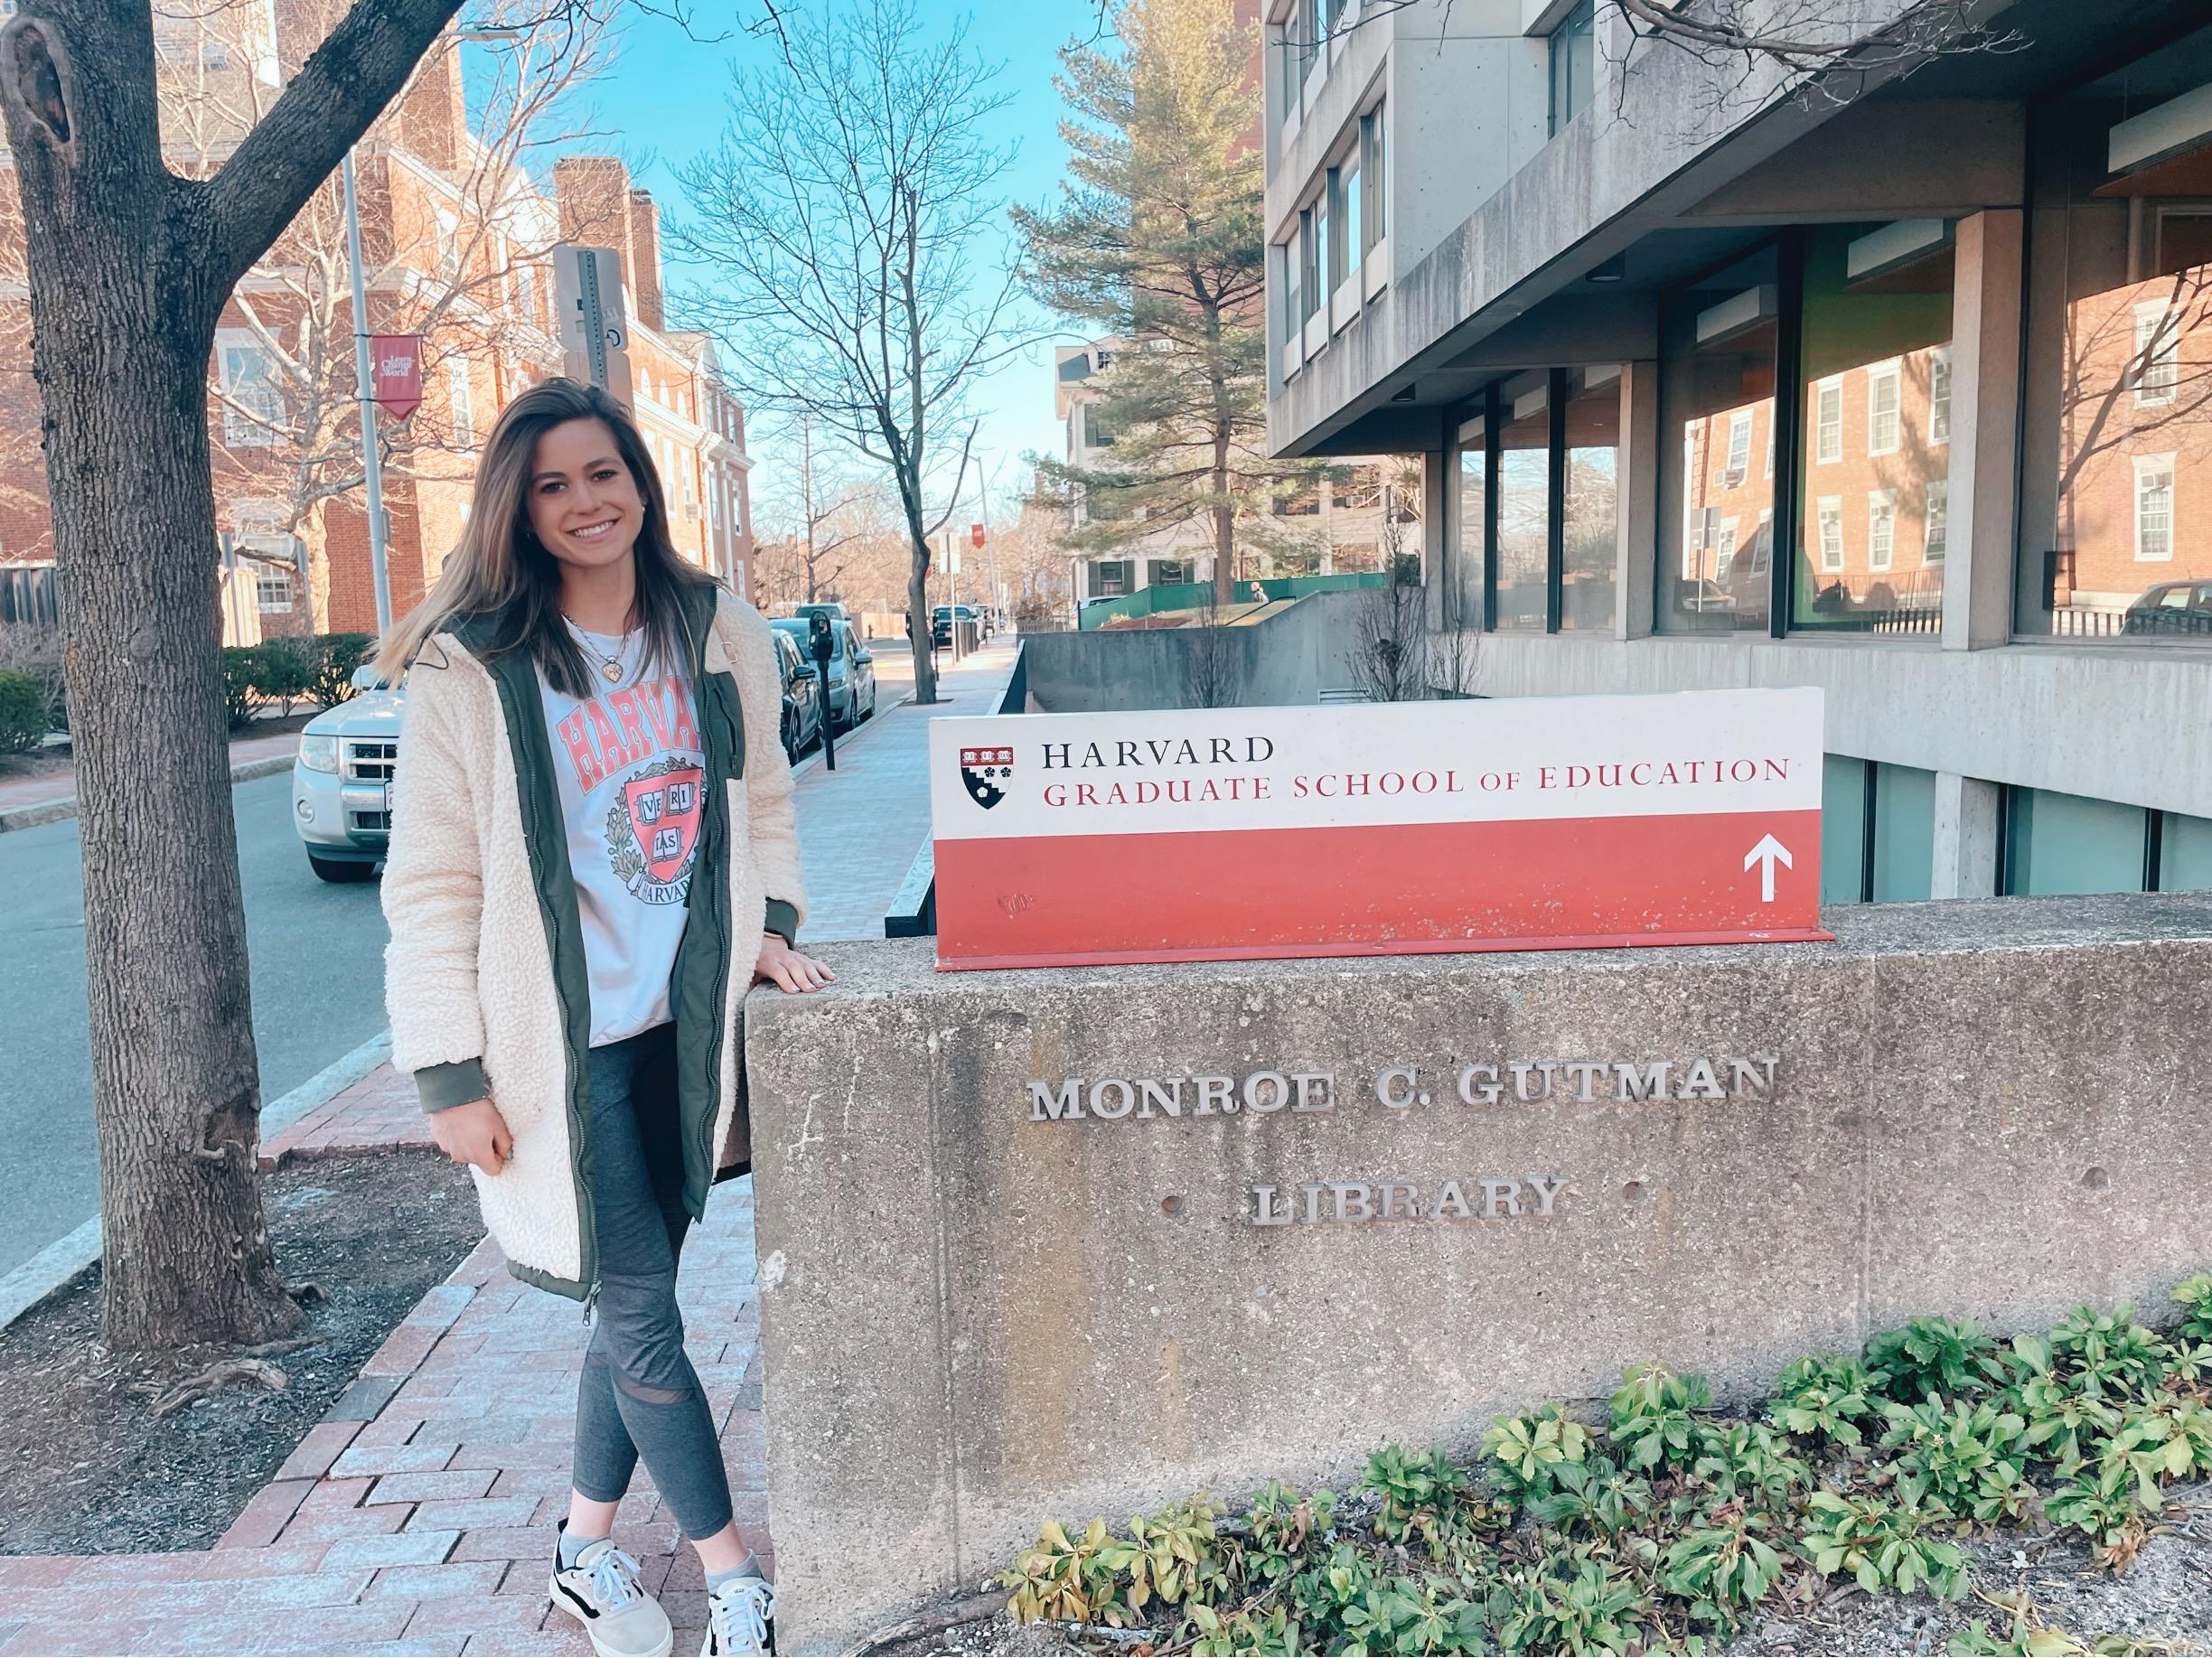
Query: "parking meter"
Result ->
[[809, 612, 838, 772]]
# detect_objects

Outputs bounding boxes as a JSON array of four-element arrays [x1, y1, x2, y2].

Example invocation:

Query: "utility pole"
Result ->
[[342, 149, 391, 637], [800, 416, 817, 603]]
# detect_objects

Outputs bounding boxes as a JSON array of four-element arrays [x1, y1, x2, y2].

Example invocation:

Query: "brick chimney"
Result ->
[[627, 189, 666, 333], [554, 156, 638, 304]]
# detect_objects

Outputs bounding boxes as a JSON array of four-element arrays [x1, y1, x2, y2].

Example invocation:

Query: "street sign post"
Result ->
[[553, 244, 634, 406], [929, 687, 1828, 970]]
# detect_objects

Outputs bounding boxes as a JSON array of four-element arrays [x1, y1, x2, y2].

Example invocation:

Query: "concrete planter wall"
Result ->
[[743, 894, 2212, 1651]]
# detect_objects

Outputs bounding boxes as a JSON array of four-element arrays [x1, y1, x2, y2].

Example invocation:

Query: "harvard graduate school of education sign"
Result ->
[[926, 686, 1827, 970]]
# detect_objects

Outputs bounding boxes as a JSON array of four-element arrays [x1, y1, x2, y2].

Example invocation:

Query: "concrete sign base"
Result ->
[[743, 894, 2212, 1653]]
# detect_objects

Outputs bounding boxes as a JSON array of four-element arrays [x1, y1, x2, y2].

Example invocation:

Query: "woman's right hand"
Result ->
[[429, 1096, 513, 1176]]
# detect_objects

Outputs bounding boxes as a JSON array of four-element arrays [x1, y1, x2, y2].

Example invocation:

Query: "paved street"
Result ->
[[0, 770, 394, 1277]]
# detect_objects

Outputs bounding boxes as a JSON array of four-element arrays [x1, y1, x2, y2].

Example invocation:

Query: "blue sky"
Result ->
[[549, 0, 1094, 526]]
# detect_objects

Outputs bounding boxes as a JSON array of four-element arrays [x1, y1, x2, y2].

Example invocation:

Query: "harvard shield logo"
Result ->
[[960, 745, 1013, 810], [605, 756, 705, 903]]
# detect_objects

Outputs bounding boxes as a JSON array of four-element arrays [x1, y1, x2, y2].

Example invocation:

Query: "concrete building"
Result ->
[[1262, 0, 2212, 902], [0, 14, 757, 639]]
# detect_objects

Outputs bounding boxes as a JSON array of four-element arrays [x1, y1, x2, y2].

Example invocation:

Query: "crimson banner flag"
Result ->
[[370, 334, 423, 422]]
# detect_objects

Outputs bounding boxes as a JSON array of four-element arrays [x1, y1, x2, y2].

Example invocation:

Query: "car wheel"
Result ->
[[308, 851, 378, 884]]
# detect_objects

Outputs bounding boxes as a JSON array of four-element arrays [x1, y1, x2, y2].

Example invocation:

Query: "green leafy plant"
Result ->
[[2048, 1306, 2173, 1402], [1481, 1404, 1592, 1501], [1289, 1541, 1378, 1651], [1868, 1316, 2008, 1404], [1688, 1419, 1811, 1508], [1109, 1496, 1222, 1615], [1000, 1517, 1132, 1625], [0, 671, 47, 755], [1880, 1399, 2036, 1523], [220, 645, 267, 729], [1768, 1354, 1886, 1447], [1661, 1506, 1788, 1633], [1487, 1552, 1654, 1656], [310, 632, 376, 707], [1360, 1446, 1468, 1550], [1522, 1453, 1651, 1537], [1799, 1478, 1968, 1598], [1338, 1573, 1484, 1657], [2043, 1453, 2150, 1572], [1608, 1362, 1714, 1474], [1242, 1481, 1334, 1585], [2173, 1275, 2212, 1344]]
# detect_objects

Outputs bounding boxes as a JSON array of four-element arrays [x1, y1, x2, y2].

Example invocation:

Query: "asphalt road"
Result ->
[[0, 771, 392, 1278]]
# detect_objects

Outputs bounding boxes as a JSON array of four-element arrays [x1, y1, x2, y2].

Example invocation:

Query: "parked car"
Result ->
[[772, 629, 824, 763], [931, 604, 980, 647], [292, 665, 402, 884], [792, 601, 850, 631], [772, 616, 876, 731], [2123, 580, 2212, 636]]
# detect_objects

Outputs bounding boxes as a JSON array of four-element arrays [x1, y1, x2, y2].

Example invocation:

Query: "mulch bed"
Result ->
[[0, 1150, 482, 1557]]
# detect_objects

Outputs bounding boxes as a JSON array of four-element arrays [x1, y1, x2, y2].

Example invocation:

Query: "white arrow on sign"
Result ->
[[1743, 834, 1794, 903]]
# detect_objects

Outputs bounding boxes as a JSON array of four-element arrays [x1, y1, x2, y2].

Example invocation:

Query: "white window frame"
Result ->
[[447, 358, 475, 448], [1715, 520, 1739, 582], [2134, 453, 2177, 562], [1868, 488, 1897, 571], [1723, 410, 1752, 486], [1867, 359, 1902, 457], [216, 333, 283, 449], [1681, 428, 1701, 578], [254, 566, 295, 614], [1816, 496, 1844, 573], [1815, 377, 1843, 464], [2134, 302, 2180, 407], [1929, 345, 1952, 445], [1925, 479, 1948, 563]]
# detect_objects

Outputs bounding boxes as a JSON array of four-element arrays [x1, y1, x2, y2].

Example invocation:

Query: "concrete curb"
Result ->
[[0, 1027, 394, 1333], [0, 752, 296, 835]]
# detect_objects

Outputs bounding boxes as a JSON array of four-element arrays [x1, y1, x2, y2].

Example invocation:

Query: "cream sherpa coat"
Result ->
[[380, 586, 805, 1297]]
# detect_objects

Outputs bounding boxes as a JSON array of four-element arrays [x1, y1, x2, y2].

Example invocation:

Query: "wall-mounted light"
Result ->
[[1586, 253, 1626, 284]]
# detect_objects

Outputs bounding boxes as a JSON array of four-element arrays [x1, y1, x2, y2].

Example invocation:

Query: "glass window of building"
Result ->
[[1334, 156, 1362, 286], [1792, 222, 1954, 633], [2163, 812, 2212, 890], [1819, 757, 1936, 903], [1496, 380, 1550, 630], [1548, 0, 1594, 137], [1561, 368, 1620, 631], [1658, 244, 1777, 633], [2020, 18, 2212, 641], [2004, 790, 2150, 895], [1281, 232, 1303, 345], [1359, 106, 1387, 252], [1298, 207, 1320, 323], [1454, 412, 1488, 631]]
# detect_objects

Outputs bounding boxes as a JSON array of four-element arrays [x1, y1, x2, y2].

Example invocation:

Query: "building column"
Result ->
[[1422, 420, 1452, 632], [1944, 209, 2025, 651], [1614, 359, 1660, 641], [1931, 772, 2001, 899]]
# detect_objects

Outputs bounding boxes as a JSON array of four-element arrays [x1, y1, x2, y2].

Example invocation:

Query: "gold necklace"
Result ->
[[566, 618, 631, 684]]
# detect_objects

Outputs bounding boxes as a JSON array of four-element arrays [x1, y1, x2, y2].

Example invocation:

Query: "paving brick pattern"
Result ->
[[0, 1197, 767, 1657], [262, 1064, 428, 1170]]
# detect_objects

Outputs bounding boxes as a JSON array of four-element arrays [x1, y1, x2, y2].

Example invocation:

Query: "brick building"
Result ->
[[0, 6, 757, 641]]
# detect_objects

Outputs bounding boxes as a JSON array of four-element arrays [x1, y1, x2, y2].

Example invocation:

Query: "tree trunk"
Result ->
[[905, 529, 936, 705], [301, 501, 333, 634], [4, 5, 298, 1350], [1212, 429, 1235, 606]]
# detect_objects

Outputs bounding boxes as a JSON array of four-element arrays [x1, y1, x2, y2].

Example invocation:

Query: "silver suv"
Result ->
[[291, 667, 402, 883]]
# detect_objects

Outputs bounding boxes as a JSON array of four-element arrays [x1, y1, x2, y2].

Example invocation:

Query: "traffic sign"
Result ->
[[928, 688, 1827, 970]]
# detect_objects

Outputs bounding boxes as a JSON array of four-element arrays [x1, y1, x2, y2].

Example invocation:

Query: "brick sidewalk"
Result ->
[[0, 729, 302, 820], [0, 1190, 767, 1657]]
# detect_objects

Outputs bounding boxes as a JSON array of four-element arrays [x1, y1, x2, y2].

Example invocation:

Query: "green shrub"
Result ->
[[0, 670, 47, 754], [253, 636, 317, 717], [1769, 1353, 1886, 1447], [1608, 1361, 1714, 1474], [220, 646, 265, 729], [2174, 1275, 2212, 1344], [311, 632, 375, 707], [1868, 1316, 2008, 1403]]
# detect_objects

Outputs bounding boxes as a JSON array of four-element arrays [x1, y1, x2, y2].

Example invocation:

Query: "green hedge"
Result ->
[[0, 671, 47, 754], [222, 632, 380, 730]]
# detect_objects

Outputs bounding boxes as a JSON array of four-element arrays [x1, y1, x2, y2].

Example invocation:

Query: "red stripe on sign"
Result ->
[[933, 810, 1827, 970]]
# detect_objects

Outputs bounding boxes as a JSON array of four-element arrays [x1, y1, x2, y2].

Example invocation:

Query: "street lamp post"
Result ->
[[342, 27, 524, 637]]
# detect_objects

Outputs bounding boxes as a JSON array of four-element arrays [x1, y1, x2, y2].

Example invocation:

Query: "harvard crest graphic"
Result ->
[[960, 745, 1013, 810], [604, 754, 705, 904]]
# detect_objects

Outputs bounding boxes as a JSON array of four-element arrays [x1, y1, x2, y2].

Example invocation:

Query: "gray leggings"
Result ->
[[571, 1025, 736, 1541]]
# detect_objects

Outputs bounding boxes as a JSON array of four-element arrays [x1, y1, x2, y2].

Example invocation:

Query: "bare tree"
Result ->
[[1181, 582, 1242, 708], [0, 0, 715, 1353], [676, 0, 1026, 705], [1346, 490, 1429, 702]]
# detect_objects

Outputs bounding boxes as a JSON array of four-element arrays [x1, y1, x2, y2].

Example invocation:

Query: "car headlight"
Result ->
[[298, 734, 340, 773]]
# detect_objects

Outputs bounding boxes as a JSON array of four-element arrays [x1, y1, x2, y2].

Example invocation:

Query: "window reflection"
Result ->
[[2021, 23, 2212, 640], [1454, 417, 1488, 631], [1561, 369, 1619, 631], [1496, 386, 1550, 630], [1660, 246, 1776, 633], [1793, 224, 1954, 632]]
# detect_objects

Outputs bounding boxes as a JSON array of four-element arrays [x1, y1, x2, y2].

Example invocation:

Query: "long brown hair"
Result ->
[[376, 378, 711, 696]]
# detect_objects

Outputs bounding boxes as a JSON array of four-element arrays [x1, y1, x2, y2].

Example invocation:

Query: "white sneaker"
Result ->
[[702, 1574, 775, 1656], [548, 1529, 675, 1658]]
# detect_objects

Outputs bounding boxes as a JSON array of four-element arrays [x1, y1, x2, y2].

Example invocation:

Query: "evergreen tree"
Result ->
[[1016, 0, 1326, 604]]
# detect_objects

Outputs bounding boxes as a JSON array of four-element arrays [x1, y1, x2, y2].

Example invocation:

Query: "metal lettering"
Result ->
[[1524, 1174, 1570, 1216], [1290, 1073, 1336, 1111], [1330, 1183, 1374, 1222], [1243, 1071, 1291, 1113], [1510, 1062, 1556, 1103], [1457, 1064, 1503, 1106], [1196, 1075, 1236, 1115], [1429, 1179, 1474, 1220], [1613, 1061, 1673, 1101], [1675, 1058, 1727, 1100], [1561, 1061, 1606, 1102], [1137, 1079, 1185, 1119], [1380, 1181, 1419, 1220], [1250, 1185, 1293, 1226], [1374, 1066, 1420, 1109], [1299, 1182, 1327, 1224], [1028, 1079, 1085, 1121], [1730, 1053, 1778, 1096], [1089, 1078, 1135, 1119], [1480, 1177, 1523, 1218]]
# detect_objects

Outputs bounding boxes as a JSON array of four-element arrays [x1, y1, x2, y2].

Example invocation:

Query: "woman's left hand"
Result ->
[[755, 933, 836, 994]]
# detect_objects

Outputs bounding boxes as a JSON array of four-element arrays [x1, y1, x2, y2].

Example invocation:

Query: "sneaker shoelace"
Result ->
[[709, 1578, 773, 1653], [586, 1545, 645, 1612]]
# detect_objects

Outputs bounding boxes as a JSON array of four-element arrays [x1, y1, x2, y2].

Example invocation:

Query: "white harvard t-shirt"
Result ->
[[539, 623, 707, 1047]]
